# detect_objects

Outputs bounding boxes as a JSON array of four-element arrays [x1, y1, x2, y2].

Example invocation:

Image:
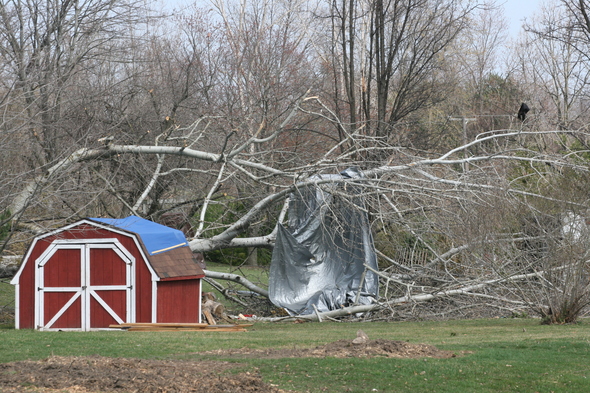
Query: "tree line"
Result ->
[[2, 0, 590, 322]]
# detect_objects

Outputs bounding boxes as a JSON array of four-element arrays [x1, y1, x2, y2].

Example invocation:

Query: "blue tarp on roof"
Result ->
[[90, 215, 189, 255]]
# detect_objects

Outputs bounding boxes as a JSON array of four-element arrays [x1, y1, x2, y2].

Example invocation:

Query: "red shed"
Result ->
[[11, 216, 205, 331]]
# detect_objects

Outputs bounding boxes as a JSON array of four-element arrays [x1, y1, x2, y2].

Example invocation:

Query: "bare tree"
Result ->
[[203, 0, 323, 264], [0, 0, 152, 164], [559, 0, 590, 60], [0, 0, 154, 240], [7, 94, 590, 321], [318, 0, 472, 147], [518, 2, 590, 130]]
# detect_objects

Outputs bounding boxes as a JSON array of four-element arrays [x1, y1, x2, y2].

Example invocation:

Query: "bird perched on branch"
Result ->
[[518, 103, 530, 121]]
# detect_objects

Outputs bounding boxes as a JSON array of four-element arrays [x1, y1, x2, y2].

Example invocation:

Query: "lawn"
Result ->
[[1, 266, 589, 392], [1, 318, 589, 392]]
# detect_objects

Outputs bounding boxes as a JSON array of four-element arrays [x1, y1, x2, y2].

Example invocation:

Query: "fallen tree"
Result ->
[[5, 105, 590, 322], [203, 263, 552, 322]]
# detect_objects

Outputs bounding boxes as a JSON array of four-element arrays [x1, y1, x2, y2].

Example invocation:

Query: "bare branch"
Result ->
[[203, 269, 269, 297]]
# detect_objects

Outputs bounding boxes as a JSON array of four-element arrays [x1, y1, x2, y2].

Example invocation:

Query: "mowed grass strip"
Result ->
[[1, 318, 589, 392]]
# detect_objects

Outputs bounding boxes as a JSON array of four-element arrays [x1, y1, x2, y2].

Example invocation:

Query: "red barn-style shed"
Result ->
[[11, 216, 205, 331]]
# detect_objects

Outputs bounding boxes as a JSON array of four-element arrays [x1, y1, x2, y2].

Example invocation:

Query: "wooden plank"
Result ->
[[110, 322, 253, 328], [108, 322, 251, 332], [127, 327, 247, 332], [113, 322, 209, 328], [203, 324, 253, 328]]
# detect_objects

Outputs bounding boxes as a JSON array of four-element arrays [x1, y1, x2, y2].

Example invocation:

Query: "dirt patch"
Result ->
[[0, 356, 283, 393], [0, 339, 458, 392], [201, 339, 458, 359]]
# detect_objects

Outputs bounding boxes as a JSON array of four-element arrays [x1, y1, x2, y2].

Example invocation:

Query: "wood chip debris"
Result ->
[[108, 322, 252, 332]]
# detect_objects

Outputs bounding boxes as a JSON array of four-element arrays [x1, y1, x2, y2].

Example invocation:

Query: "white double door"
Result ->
[[35, 239, 135, 331]]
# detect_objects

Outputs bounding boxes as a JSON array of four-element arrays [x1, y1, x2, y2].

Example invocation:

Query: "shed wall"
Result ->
[[134, 255, 153, 323], [15, 224, 150, 329], [156, 279, 202, 323], [17, 238, 53, 328]]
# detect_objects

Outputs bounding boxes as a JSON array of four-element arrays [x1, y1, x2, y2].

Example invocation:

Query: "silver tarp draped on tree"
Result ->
[[269, 168, 379, 315]]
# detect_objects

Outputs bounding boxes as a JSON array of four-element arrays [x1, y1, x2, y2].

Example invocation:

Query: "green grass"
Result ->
[[0, 279, 15, 326], [1, 318, 589, 392], [0, 279, 14, 307], [2, 266, 590, 391]]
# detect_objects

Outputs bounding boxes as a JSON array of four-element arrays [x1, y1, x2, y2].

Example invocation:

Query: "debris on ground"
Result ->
[[0, 356, 284, 393], [200, 338, 458, 359], [0, 336, 460, 392]]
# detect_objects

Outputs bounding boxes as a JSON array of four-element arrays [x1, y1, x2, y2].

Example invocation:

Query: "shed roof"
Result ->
[[90, 216, 188, 255], [89, 216, 204, 280], [148, 246, 204, 280]]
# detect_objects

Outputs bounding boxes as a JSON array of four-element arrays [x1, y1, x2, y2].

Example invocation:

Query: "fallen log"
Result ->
[[203, 309, 217, 325]]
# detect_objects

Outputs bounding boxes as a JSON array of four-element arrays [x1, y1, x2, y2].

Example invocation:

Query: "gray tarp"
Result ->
[[269, 168, 379, 315]]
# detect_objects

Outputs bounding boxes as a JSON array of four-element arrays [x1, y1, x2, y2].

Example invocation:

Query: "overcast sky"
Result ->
[[162, 0, 548, 42], [502, 0, 544, 35]]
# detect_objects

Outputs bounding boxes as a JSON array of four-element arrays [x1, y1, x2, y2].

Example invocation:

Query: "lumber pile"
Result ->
[[109, 322, 251, 332]]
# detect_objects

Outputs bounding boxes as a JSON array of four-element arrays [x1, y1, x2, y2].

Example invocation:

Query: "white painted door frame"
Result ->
[[35, 239, 135, 331]]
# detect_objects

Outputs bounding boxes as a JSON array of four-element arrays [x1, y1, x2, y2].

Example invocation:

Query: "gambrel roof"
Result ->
[[89, 216, 203, 280], [90, 216, 189, 255]]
